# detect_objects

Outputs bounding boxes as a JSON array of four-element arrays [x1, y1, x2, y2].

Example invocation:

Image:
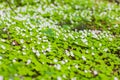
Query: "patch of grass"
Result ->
[[0, 0, 120, 80]]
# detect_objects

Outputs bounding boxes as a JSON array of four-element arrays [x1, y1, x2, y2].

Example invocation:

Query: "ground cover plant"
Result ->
[[0, 0, 120, 80]]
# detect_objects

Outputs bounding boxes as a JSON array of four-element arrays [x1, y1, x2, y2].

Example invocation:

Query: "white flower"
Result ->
[[1, 39, 6, 42], [80, 35, 85, 39], [22, 52, 26, 55], [36, 50, 40, 57], [62, 74, 66, 78], [42, 46, 45, 49], [70, 51, 74, 57], [0, 56, 2, 59], [12, 41, 16, 45], [1, 45, 6, 50], [26, 59, 31, 65], [57, 76, 62, 80], [43, 40, 48, 42], [14, 74, 18, 76], [21, 33, 25, 36], [53, 59, 58, 63], [37, 41, 40, 44], [92, 34, 98, 39], [54, 64, 61, 70], [92, 52, 95, 55], [0, 76, 3, 80], [15, 16, 26, 21], [12, 59, 16, 63], [46, 47, 51, 52], [0, 10, 5, 16], [84, 70, 88, 73], [23, 45, 26, 49], [103, 48, 108, 52], [32, 49, 36, 53], [43, 36, 47, 39], [65, 59, 68, 63], [91, 47, 94, 50], [93, 70, 98, 75], [114, 77, 118, 80], [68, 66, 70, 70], [65, 50, 70, 56], [75, 64, 79, 69], [86, 50, 89, 53], [61, 61, 65, 64], [118, 47, 120, 49], [99, 43, 102, 47], [81, 38, 87, 43], [20, 39, 24, 43], [82, 56, 86, 61], [109, 37, 113, 41], [71, 77, 76, 80]]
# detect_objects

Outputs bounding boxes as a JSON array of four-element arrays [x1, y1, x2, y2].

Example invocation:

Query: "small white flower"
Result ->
[[43, 40, 48, 42], [37, 41, 40, 44], [68, 66, 70, 70], [54, 64, 61, 70], [32, 49, 36, 53], [61, 61, 65, 64], [42, 46, 45, 49], [43, 36, 47, 39], [1, 45, 6, 50], [65, 50, 70, 56], [22, 52, 26, 55], [82, 56, 86, 61], [86, 50, 89, 53], [114, 77, 118, 80], [109, 37, 113, 41], [36, 50, 40, 57], [57, 76, 62, 80], [103, 48, 108, 52], [81, 38, 87, 43], [84, 70, 88, 73], [91, 47, 94, 50], [20, 39, 24, 43], [71, 77, 76, 80], [0, 56, 2, 59], [70, 51, 74, 57], [12, 59, 16, 63], [1, 39, 6, 42], [80, 35, 84, 39], [65, 59, 68, 63], [14, 74, 18, 76], [12, 41, 16, 45], [53, 59, 58, 63], [93, 70, 98, 75], [42, 50, 46, 55], [92, 34, 98, 39], [46, 47, 51, 52], [0, 76, 3, 80], [15, 16, 26, 21], [99, 43, 102, 47], [75, 64, 79, 69], [26, 59, 31, 65], [62, 74, 66, 78], [92, 52, 95, 55], [21, 33, 25, 36], [3, 28, 7, 32]]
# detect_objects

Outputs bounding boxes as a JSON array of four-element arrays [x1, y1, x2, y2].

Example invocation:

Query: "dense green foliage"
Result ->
[[0, 0, 120, 80]]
